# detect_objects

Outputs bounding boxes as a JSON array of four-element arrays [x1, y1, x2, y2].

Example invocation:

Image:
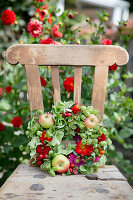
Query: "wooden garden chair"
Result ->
[[0, 44, 133, 199]]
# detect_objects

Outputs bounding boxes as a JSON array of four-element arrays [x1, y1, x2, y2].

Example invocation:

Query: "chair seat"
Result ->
[[0, 164, 133, 200]]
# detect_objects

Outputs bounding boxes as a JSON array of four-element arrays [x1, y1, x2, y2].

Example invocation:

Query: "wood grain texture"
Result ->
[[91, 66, 108, 120], [6, 44, 129, 66], [51, 66, 61, 105], [0, 164, 133, 200], [25, 64, 44, 114], [74, 66, 82, 105]]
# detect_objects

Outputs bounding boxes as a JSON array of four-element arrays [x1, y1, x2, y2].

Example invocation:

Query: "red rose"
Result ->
[[40, 76, 47, 87], [1, 10, 16, 25], [0, 88, 3, 96], [40, 38, 53, 44], [63, 77, 74, 92], [109, 64, 118, 71], [101, 39, 112, 45], [52, 24, 63, 38], [11, 116, 23, 128], [5, 86, 12, 94], [0, 123, 5, 131]]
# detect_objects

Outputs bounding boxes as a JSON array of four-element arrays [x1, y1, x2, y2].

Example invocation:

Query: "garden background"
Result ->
[[0, 0, 133, 187]]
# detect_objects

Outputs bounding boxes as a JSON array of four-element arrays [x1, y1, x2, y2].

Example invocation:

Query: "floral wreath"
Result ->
[[25, 101, 111, 176]]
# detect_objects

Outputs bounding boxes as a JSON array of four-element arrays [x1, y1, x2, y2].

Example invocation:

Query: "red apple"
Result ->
[[39, 113, 54, 128], [84, 114, 98, 129], [52, 155, 70, 173]]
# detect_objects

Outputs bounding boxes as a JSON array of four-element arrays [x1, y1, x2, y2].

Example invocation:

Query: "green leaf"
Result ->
[[80, 165, 87, 172], [119, 127, 133, 139], [0, 100, 11, 111]]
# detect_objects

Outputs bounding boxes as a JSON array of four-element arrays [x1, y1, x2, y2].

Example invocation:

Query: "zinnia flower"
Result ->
[[5, 86, 12, 94], [11, 116, 23, 128], [40, 76, 47, 87], [63, 77, 74, 92], [40, 38, 53, 44], [75, 140, 94, 156], [1, 10, 16, 25], [36, 144, 50, 155], [39, 130, 52, 144], [97, 133, 106, 142], [109, 63, 118, 71], [0, 123, 5, 131], [52, 24, 63, 38], [94, 156, 100, 163], [68, 153, 84, 167], [101, 38, 112, 45], [27, 19, 43, 38]]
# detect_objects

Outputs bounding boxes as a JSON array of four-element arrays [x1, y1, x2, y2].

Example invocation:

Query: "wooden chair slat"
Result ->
[[91, 66, 108, 120], [51, 66, 61, 105], [6, 44, 129, 66], [74, 66, 82, 105], [25, 64, 44, 114]]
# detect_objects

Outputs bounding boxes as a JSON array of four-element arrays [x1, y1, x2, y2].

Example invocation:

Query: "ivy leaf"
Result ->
[[56, 131, 64, 141]]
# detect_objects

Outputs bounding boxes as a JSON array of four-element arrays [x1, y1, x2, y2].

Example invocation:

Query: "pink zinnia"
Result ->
[[27, 19, 43, 38], [101, 38, 112, 45]]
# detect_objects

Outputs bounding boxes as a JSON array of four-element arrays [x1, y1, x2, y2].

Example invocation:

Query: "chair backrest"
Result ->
[[5, 44, 129, 120]]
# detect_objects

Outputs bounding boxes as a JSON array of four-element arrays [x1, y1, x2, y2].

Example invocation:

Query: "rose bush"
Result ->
[[0, 0, 133, 186]]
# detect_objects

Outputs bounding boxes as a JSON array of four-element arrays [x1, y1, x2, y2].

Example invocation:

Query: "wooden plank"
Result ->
[[51, 66, 61, 105], [25, 64, 44, 114], [6, 44, 129, 66], [91, 66, 108, 120], [0, 164, 133, 200], [74, 66, 82, 105]]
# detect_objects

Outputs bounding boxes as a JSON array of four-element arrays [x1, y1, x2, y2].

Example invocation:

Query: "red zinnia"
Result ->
[[11, 116, 23, 128], [109, 64, 118, 71], [1, 10, 16, 25], [40, 77, 47, 87], [101, 38, 112, 45], [5, 86, 12, 94], [97, 133, 106, 142], [52, 24, 63, 38], [40, 38, 53, 44], [0, 123, 5, 131], [27, 19, 43, 38], [0, 88, 3, 96], [75, 140, 94, 156], [36, 144, 50, 155], [39, 130, 52, 144], [63, 77, 74, 92]]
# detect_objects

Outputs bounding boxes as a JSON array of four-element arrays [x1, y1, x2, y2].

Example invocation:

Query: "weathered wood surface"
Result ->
[[6, 44, 128, 66], [0, 164, 133, 200], [51, 66, 61, 105], [25, 64, 44, 113], [91, 66, 108, 120], [74, 66, 82, 105], [5, 44, 129, 119]]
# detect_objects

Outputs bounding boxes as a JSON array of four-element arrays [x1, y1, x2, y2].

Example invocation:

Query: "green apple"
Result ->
[[39, 113, 54, 128], [52, 155, 70, 173]]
